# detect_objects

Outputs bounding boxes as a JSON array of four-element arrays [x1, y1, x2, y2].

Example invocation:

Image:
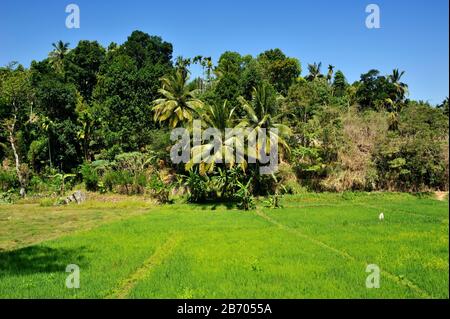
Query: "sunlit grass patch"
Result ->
[[0, 193, 448, 298]]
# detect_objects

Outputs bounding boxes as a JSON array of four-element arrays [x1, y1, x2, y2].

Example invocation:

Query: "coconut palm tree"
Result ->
[[326, 64, 335, 84], [175, 56, 191, 80], [306, 62, 324, 81], [152, 70, 204, 128], [389, 69, 408, 102], [238, 84, 292, 193], [186, 100, 247, 175], [385, 69, 408, 130], [49, 40, 70, 73], [238, 84, 292, 160]]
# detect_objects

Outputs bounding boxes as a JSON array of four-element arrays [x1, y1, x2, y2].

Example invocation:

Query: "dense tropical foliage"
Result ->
[[1, 30, 448, 206]]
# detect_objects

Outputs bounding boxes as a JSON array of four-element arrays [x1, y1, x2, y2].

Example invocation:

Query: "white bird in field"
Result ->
[[379, 212, 384, 221]]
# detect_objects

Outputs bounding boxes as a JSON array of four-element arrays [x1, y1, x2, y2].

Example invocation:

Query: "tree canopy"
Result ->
[[0, 30, 448, 201]]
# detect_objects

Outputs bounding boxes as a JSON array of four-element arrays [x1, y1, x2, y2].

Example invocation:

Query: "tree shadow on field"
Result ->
[[192, 200, 236, 211], [0, 245, 88, 277]]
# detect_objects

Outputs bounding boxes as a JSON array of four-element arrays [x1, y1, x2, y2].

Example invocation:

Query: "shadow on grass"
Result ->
[[187, 199, 238, 211], [0, 245, 88, 276]]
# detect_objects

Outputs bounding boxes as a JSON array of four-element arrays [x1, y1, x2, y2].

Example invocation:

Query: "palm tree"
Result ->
[[202, 57, 214, 89], [326, 64, 335, 84], [175, 56, 191, 80], [186, 100, 247, 176], [385, 69, 408, 130], [384, 98, 401, 131], [306, 62, 324, 81], [152, 70, 204, 128], [238, 84, 292, 193], [388, 69, 408, 102], [192, 55, 204, 91], [238, 84, 291, 161], [49, 40, 70, 72]]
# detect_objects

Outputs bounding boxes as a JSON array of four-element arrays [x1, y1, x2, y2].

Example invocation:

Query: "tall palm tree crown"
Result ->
[[238, 84, 291, 159], [152, 70, 204, 128], [306, 62, 324, 81], [389, 69, 408, 102], [187, 100, 247, 174], [327, 64, 335, 83]]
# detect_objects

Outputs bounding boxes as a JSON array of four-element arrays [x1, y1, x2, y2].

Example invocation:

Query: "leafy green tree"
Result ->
[[384, 69, 408, 130], [75, 92, 95, 161], [240, 58, 264, 100], [257, 49, 301, 95], [214, 72, 242, 110], [284, 78, 331, 124], [31, 59, 81, 171], [65, 40, 106, 102], [332, 70, 347, 97], [120, 31, 173, 68], [437, 97, 449, 117], [175, 56, 192, 80], [93, 31, 173, 152], [356, 69, 392, 111], [215, 51, 244, 77], [0, 65, 35, 196]]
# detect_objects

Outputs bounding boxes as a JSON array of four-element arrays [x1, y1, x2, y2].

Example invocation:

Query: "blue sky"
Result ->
[[0, 0, 448, 104]]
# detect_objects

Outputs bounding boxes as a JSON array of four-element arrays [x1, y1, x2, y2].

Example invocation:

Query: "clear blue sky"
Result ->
[[0, 0, 448, 104]]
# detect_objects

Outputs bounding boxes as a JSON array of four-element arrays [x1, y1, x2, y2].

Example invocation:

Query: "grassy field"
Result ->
[[0, 193, 448, 299]]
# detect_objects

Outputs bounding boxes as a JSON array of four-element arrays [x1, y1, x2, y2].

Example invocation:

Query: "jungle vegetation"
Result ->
[[1, 30, 448, 205]]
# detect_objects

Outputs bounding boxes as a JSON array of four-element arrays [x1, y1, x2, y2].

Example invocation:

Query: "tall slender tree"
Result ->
[[388, 69, 408, 102], [49, 40, 70, 73], [326, 64, 335, 84]]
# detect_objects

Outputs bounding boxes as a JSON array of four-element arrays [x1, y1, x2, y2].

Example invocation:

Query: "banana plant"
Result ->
[[47, 173, 76, 195]]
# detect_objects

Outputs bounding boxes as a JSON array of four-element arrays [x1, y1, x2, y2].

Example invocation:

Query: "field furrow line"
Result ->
[[106, 234, 182, 299]]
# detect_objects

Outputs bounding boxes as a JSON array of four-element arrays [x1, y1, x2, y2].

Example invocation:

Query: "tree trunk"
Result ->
[[7, 116, 26, 197], [47, 131, 53, 168]]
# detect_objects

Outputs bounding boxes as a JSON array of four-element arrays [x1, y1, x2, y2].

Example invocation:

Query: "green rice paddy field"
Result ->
[[0, 193, 448, 298]]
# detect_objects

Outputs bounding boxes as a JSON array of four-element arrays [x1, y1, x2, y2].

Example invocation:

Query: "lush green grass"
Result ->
[[0, 193, 448, 298]]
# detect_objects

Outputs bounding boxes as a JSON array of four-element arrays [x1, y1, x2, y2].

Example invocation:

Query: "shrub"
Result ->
[[146, 173, 172, 203], [80, 164, 99, 191], [28, 168, 76, 195], [28, 176, 48, 194], [280, 179, 305, 195], [0, 169, 18, 191], [154, 187, 171, 204], [264, 193, 283, 209], [0, 190, 17, 204], [102, 170, 148, 195], [185, 170, 209, 203], [103, 171, 119, 192], [276, 162, 303, 194], [235, 179, 255, 210]]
